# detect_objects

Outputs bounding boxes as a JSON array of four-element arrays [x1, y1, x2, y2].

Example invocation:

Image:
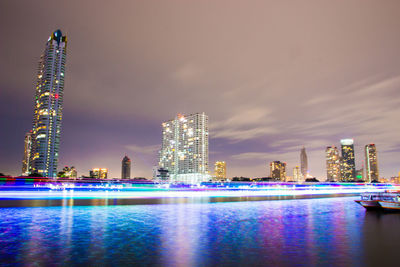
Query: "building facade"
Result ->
[[90, 168, 108, 179], [28, 29, 67, 177], [159, 113, 209, 183], [340, 139, 356, 181], [270, 161, 286, 181], [57, 166, 77, 178], [22, 131, 33, 176], [326, 146, 340, 182], [214, 161, 226, 180], [356, 168, 364, 181], [365, 144, 379, 182], [293, 166, 301, 182], [153, 167, 170, 183], [300, 147, 308, 178], [121, 155, 131, 179]]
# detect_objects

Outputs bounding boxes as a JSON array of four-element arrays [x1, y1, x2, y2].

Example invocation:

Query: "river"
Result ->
[[0, 196, 399, 266]]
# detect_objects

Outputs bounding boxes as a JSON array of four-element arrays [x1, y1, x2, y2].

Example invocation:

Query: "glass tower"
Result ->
[[340, 139, 356, 181], [300, 147, 308, 178], [365, 144, 378, 182], [29, 29, 67, 177], [159, 112, 209, 184]]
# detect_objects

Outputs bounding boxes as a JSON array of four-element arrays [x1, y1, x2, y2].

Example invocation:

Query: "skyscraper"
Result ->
[[300, 147, 308, 178], [326, 146, 340, 182], [214, 161, 226, 180], [28, 29, 67, 177], [121, 155, 131, 179], [270, 161, 286, 181], [340, 139, 356, 181], [22, 131, 32, 176], [365, 144, 379, 182], [159, 112, 209, 184]]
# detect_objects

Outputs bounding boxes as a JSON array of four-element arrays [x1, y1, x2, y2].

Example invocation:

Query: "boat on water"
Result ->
[[355, 191, 400, 211], [354, 192, 385, 210], [378, 192, 400, 210]]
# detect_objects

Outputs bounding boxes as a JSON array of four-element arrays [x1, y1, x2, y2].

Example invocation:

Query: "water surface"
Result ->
[[0, 197, 399, 266]]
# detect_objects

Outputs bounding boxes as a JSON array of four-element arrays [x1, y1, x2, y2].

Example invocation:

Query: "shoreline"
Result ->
[[0, 193, 359, 207]]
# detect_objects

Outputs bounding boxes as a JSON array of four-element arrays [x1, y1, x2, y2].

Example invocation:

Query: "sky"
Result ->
[[1, 0, 400, 179]]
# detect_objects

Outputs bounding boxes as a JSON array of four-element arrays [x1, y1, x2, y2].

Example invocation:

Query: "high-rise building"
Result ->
[[28, 29, 67, 177], [214, 161, 226, 180], [365, 144, 379, 183], [159, 112, 209, 184], [326, 146, 340, 182], [300, 147, 308, 178], [340, 139, 356, 181], [22, 131, 33, 176], [293, 166, 301, 182], [270, 161, 286, 181], [90, 168, 108, 179], [121, 155, 131, 179]]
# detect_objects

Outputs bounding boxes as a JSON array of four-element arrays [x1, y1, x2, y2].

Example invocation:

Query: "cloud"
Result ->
[[171, 63, 203, 84], [211, 107, 277, 142], [125, 144, 160, 156]]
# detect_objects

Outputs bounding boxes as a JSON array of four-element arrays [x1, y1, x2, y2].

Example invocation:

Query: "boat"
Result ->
[[354, 192, 385, 210], [378, 192, 400, 210]]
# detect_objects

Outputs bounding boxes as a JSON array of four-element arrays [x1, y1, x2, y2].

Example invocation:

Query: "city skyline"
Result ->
[[1, 1, 400, 179]]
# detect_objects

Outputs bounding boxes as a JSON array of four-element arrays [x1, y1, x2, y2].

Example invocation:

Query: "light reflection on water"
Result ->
[[0, 197, 399, 266]]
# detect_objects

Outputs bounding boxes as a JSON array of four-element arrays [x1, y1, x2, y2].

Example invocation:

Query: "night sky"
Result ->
[[1, 0, 400, 179]]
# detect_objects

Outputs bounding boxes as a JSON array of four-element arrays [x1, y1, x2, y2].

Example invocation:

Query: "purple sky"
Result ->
[[1, 0, 400, 179]]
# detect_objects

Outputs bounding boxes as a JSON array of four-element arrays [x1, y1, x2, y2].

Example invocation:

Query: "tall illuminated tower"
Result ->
[[340, 139, 356, 181], [121, 155, 131, 179], [326, 146, 340, 182], [365, 144, 378, 182], [159, 112, 209, 183], [300, 147, 308, 178], [29, 29, 67, 177]]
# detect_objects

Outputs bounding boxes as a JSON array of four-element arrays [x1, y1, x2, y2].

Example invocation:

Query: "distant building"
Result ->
[[153, 167, 170, 182], [340, 139, 356, 181], [22, 131, 33, 176], [293, 166, 301, 182], [58, 166, 77, 178], [326, 146, 340, 182], [214, 161, 226, 180], [90, 168, 108, 179], [270, 161, 286, 181], [121, 155, 131, 179], [300, 147, 308, 178], [159, 112, 209, 184], [28, 29, 68, 177], [365, 144, 379, 182], [390, 176, 400, 184]]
